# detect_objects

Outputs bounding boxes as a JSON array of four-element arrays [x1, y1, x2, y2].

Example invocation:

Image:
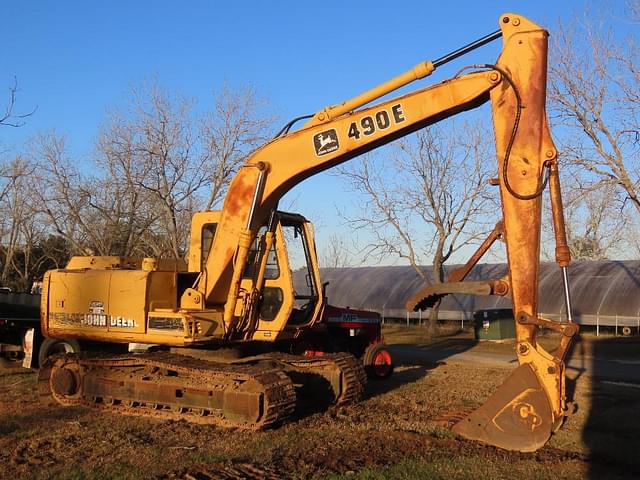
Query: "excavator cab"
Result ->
[[240, 211, 323, 334], [190, 210, 324, 342]]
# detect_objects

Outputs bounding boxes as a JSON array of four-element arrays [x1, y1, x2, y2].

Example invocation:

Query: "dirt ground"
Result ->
[[1, 329, 639, 479]]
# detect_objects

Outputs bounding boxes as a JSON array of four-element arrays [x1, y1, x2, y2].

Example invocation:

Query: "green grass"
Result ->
[[188, 452, 230, 464], [318, 456, 581, 480], [0, 418, 20, 435], [33, 462, 145, 480]]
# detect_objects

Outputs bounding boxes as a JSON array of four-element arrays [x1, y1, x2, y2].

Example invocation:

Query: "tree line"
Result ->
[[0, 83, 274, 292]]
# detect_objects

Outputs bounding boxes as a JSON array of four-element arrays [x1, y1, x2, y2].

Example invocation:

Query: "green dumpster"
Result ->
[[474, 309, 516, 340]]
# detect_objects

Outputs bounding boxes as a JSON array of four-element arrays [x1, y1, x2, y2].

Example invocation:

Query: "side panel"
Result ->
[[147, 271, 178, 311], [44, 269, 150, 342], [106, 270, 149, 334], [44, 267, 223, 346], [46, 270, 114, 338]]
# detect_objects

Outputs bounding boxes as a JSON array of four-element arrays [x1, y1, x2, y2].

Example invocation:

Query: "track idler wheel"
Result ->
[[51, 366, 80, 396], [451, 363, 554, 452]]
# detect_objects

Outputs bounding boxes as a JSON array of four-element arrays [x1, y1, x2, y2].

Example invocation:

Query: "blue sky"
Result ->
[[1, 1, 633, 264]]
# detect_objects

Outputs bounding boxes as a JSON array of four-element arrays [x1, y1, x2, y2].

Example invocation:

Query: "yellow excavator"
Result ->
[[38, 13, 577, 452]]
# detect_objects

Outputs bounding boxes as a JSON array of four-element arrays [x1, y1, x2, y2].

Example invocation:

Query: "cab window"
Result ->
[[243, 226, 279, 279], [200, 223, 217, 270]]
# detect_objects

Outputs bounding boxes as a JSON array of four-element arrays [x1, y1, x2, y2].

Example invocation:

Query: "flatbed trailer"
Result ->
[[0, 292, 42, 368]]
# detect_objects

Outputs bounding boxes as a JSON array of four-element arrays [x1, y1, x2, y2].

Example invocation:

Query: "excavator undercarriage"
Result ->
[[39, 351, 365, 429]]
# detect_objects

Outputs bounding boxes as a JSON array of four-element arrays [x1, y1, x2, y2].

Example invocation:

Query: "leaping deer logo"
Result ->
[[314, 129, 339, 156]]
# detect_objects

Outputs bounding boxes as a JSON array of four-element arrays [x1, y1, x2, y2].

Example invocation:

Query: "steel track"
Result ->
[[38, 351, 366, 429]]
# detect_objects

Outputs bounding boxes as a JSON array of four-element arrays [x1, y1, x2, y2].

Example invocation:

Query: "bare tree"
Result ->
[[319, 233, 353, 268], [0, 154, 68, 291], [201, 85, 275, 210], [549, 6, 640, 219], [339, 121, 494, 339], [100, 83, 207, 258], [0, 156, 35, 285], [98, 82, 275, 258], [564, 181, 628, 260], [27, 81, 275, 261], [1, 77, 36, 128], [30, 132, 111, 255]]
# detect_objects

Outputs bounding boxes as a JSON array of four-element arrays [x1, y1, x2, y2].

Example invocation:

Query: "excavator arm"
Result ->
[[443, 15, 578, 452], [189, 13, 577, 451]]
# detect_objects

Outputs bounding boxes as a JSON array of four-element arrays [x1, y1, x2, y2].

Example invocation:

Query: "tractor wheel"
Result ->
[[38, 338, 82, 367], [363, 342, 393, 379]]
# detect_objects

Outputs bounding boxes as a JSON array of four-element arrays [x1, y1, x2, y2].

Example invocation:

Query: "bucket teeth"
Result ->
[[451, 363, 555, 452], [408, 293, 448, 312]]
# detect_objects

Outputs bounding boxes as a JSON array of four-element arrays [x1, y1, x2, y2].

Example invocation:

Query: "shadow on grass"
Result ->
[[365, 364, 433, 398], [585, 337, 640, 480], [0, 405, 89, 433], [366, 330, 480, 398], [563, 333, 587, 409]]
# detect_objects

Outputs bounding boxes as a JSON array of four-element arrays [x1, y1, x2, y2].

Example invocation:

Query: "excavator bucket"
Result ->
[[452, 363, 554, 452]]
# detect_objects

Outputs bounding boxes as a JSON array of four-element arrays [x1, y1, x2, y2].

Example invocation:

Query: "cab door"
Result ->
[[247, 212, 323, 341]]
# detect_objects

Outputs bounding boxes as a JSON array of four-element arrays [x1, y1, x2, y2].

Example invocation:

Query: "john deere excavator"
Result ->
[[39, 13, 577, 452]]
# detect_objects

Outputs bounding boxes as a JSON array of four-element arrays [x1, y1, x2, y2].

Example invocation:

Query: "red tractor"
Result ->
[[292, 304, 393, 379]]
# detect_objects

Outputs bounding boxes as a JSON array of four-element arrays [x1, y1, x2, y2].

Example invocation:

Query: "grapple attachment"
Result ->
[[451, 363, 554, 452]]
